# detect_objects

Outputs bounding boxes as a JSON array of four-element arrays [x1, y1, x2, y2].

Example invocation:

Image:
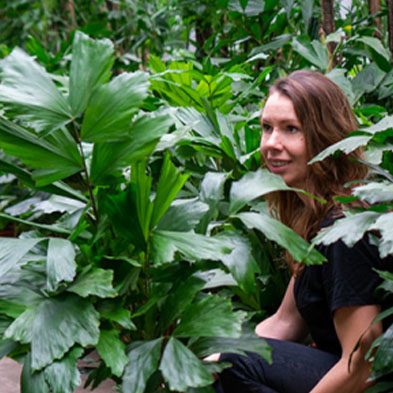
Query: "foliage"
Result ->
[[0, 0, 392, 391]]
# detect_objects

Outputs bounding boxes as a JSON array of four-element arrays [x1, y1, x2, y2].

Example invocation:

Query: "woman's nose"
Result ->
[[263, 129, 282, 150]]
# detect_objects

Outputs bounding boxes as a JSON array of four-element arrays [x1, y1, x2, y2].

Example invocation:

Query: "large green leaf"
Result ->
[[370, 212, 393, 258], [46, 238, 76, 292], [150, 230, 233, 265], [0, 237, 43, 277], [0, 48, 71, 134], [96, 329, 128, 377], [291, 36, 328, 70], [122, 339, 163, 393], [214, 231, 259, 293], [159, 337, 214, 391], [174, 294, 245, 338], [308, 135, 373, 164], [44, 346, 83, 393], [90, 115, 172, 184], [353, 182, 393, 204], [160, 275, 206, 332], [150, 154, 190, 229], [229, 168, 291, 214], [81, 72, 149, 142], [68, 31, 114, 116], [313, 211, 381, 247], [157, 198, 209, 231], [356, 36, 392, 72], [237, 212, 325, 264], [67, 267, 117, 298], [5, 294, 100, 370], [352, 63, 386, 101], [363, 115, 393, 134], [0, 119, 83, 186]]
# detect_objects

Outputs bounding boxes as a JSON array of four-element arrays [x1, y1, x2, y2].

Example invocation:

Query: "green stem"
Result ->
[[77, 140, 99, 224]]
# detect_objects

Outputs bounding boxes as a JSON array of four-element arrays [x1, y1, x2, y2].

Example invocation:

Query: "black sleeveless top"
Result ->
[[294, 218, 393, 356]]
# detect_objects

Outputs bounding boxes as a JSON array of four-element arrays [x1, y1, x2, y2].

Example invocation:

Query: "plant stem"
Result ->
[[77, 140, 99, 224]]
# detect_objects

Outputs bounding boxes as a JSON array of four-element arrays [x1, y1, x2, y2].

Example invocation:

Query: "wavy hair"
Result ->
[[262, 70, 368, 273]]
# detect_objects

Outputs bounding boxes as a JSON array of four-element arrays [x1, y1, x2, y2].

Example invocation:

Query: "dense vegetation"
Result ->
[[0, 1, 392, 392]]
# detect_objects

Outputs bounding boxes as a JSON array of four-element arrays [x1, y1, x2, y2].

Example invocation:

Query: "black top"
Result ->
[[294, 218, 393, 356]]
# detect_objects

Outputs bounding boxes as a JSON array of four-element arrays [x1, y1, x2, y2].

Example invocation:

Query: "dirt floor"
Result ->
[[0, 357, 117, 393]]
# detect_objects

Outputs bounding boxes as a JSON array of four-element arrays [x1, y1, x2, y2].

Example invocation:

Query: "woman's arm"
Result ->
[[255, 276, 308, 342], [310, 304, 382, 393]]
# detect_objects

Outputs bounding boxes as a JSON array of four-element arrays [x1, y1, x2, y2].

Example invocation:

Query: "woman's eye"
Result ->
[[287, 125, 299, 133], [262, 124, 272, 133]]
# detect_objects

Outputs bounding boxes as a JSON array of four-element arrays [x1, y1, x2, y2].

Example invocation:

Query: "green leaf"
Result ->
[[372, 324, 393, 380], [46, 238, 76, 292], [160, 275, 207, 332], [150, 230, 233, 265], [363, 115, 393, 134], [97, 300, 136, 330], [370, 212, 393, 258], [353, 182, 393, 204], [190, 333, 272, 363], [174, 294, 245, 338], [356, 36, 392, 72], [90, 115, 172, 184], [230, 168, 290, 214], [104, 185, 146, 249], [327, 68, 356, 105], [0, 48, 71, 134], [214, 231, 259, 293], [21, 353, 50, 393], [67, 267, 117, 298], [352, 63, 386, 101], [122, 339, 163, 393], [313, 211, 380, 247], [301, 0, 313, 31], [228, 0, 265, 17], [308, 135, 373, 164], [159, 337, 214, 391], [81, 72, 149, 142], [5, 294, 100, 370], [150, 154, 189, 229], [157, 198, 209, 231], [97, 329, 128, 377], [200, 172, 227, 206], [0, 237, 43, 277], [0, 299, 26, 318], [291, 36, 328, 70], [0, 119, 82, 186], [69, 31, 114, 116], [237, 212, 325, 264], [44, 346, 83, 393]]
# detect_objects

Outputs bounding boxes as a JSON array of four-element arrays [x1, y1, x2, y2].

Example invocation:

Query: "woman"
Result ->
[[215, 71, 392, 393]]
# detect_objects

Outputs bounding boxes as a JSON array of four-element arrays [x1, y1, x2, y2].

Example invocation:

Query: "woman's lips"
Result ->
[[266, 160, 291, 174]]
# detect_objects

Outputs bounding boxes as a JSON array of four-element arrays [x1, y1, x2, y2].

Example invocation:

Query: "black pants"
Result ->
[[216, 338, 340, 393]]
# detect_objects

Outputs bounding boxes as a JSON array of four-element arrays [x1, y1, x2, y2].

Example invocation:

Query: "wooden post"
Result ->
[[321, 0, 337, 67], [369, 0, 382, 39]]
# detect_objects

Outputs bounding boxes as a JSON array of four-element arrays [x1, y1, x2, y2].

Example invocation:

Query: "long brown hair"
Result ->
[[262, 70, 368, 272]]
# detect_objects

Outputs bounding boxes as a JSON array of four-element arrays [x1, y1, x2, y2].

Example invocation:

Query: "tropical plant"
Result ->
[[0, 31, 328, 393]]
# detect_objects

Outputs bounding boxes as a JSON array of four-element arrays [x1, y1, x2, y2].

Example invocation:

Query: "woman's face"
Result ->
[[260, 92, 309, 189]]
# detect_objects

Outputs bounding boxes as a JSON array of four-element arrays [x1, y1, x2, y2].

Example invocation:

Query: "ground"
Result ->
[[0, 357, 117, 393]]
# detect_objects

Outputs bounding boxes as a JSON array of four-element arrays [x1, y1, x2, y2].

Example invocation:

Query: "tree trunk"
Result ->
[[320, 0, 337, 67], [369, 0, 382, 39], [388, 0, 393, 59]]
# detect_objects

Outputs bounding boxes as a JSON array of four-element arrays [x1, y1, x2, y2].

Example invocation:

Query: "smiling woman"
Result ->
[[214, 71, 393, 393]]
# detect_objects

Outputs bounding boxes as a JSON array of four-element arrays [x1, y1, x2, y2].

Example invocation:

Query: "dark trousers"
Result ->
[[216, 338, 340, 393]]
